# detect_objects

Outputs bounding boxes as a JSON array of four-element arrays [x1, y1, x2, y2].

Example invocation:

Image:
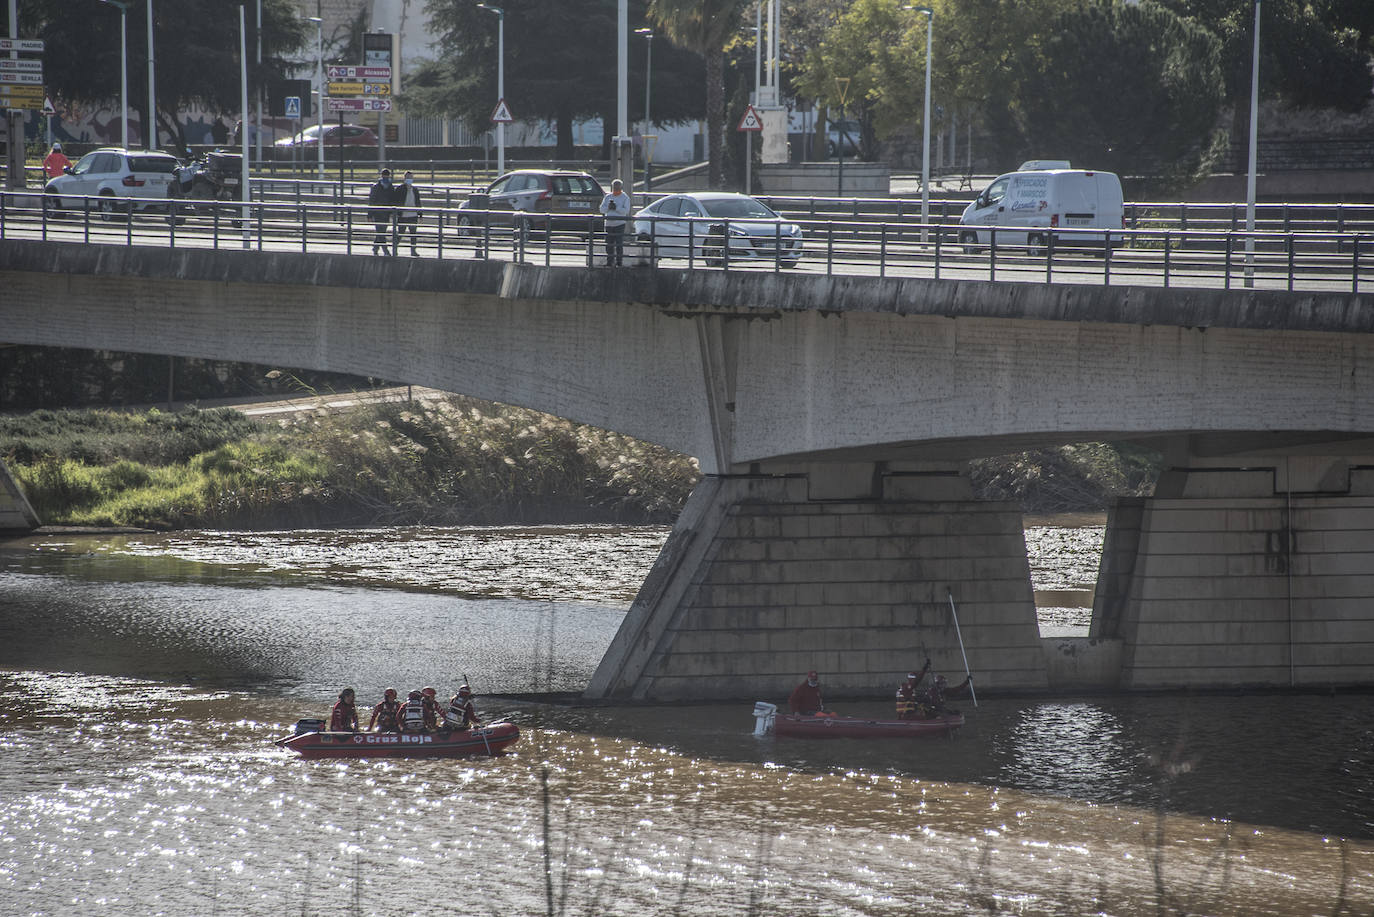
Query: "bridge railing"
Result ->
[[2, 190, 1369, 295]]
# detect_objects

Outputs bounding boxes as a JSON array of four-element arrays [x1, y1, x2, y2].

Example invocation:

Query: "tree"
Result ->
[[406, 0, 703, 160], [649, 0, 751, 188], [9, 0, 308, 149]]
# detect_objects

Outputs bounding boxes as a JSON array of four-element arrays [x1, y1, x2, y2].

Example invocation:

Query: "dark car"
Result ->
[[274, 124, 378, 149], [456, 169, 605, 237]]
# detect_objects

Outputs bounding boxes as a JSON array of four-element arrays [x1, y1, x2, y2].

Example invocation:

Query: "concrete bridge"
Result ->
[[3, 238, 1374, 699]]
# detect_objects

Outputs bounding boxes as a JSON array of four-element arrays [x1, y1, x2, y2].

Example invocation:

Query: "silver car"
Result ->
[[43, 148, 180, 218], [633, 192, 804, 266]]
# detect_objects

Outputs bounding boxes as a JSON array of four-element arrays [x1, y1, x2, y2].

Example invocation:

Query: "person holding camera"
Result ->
[[598, 178, 631, 267]]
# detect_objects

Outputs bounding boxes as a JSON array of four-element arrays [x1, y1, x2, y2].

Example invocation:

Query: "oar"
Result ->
[[947, 589, 978, 707]]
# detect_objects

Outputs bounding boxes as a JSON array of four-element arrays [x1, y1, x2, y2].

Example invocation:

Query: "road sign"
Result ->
[[326, 65, 391, 82], [327, 81, 391, 97], [0, 86, 44, 108], [284, 96, 301, 119], [326, 97, 392, 113], [491, 98, 513, 123], [0, 71, 43, 85], [42, 96, 55, 115], [0, 38, 44, 53], [0, 59, 43, 72], [737, 104, 763, 132]]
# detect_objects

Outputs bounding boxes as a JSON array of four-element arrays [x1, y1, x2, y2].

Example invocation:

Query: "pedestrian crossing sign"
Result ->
[[491, 98, 513, 123], [284, 96, 301, 119], [737, 104, 763, 132]]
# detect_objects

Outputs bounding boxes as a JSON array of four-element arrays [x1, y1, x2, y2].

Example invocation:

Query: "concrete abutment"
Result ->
[[584, 464, 1050, 702]]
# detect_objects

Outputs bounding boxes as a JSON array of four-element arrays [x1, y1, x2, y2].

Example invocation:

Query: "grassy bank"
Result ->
[[1, 398, 1157, 530]]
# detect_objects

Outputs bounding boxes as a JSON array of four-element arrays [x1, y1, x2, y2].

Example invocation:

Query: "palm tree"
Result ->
[[648, 0, 750, 189]]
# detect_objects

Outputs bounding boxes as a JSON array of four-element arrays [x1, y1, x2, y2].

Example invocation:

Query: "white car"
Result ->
[[43, 148, 180, 218], [633, 192, 804, 266]]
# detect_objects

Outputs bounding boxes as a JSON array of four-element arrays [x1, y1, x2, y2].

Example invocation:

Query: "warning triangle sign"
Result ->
[[42, 96, 56, 115], [736, 104, 763, 132], [491, 98, 514, 123]]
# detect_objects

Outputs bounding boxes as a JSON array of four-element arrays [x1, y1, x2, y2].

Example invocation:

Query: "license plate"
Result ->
[[223, 177, 240, 185], [1066, 217, 1090, 225], [567, 201, 590, 209]]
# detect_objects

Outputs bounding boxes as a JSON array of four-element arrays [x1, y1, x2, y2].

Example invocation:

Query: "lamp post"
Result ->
[[100, 1, 130, 149], [145, 0, 156, 148], [636, 27, 652, 190], [305, 15, 323, 179], [903, 5, 934, 241], [1245, 0, 1261, 285], [477, 3, 505, 175]]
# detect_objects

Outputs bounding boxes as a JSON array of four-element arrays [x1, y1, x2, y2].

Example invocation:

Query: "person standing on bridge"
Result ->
[[599, 178, 631, 267], [368, 168, 396, 256], [394, 171, 422, 257]]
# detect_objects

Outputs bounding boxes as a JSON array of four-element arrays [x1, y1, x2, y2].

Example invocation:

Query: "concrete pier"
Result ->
[[0, 459, 40, 532], [585, 464, 1049, 702], [1092, 449, 1374, 689]]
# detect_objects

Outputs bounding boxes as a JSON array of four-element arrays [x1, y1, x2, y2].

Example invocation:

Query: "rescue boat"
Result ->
[[752, 703, 962, 739], [275, 718, 520, 759]]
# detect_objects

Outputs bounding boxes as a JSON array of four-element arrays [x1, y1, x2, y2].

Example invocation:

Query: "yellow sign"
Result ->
[[327, 81, 390, 96], [0, 87, 44, 108]]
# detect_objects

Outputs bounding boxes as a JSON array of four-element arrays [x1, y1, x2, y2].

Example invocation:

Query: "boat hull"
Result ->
[[773, 713, 963, 739], [276, 723, 520, 759]]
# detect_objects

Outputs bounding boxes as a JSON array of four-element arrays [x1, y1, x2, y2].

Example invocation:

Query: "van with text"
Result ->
[[957, 163, 1124, 254]]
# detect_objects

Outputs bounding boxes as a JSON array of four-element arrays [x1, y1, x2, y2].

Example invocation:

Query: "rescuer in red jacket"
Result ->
[[788, 670, 824, 714], [329, 687, 359, 732], [367, 688, 401, 732]]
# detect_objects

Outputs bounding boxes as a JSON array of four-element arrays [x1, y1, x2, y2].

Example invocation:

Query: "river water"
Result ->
[[1, 520, 1371, 916]]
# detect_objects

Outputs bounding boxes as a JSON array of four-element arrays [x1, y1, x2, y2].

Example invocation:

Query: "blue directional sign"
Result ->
[[284, 96, 301, 119]]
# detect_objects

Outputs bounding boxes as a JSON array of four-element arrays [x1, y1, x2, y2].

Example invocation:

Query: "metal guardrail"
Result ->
[[1, 189, 1369, 295]]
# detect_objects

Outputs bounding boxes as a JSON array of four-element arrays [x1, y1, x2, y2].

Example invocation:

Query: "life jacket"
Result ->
[[373, 699, 400, 732], [399, 697, 428, 732], [444, 698, 475, 730]]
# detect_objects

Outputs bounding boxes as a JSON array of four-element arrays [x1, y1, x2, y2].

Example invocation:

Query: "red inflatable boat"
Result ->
[[276, 719, 520, 759]]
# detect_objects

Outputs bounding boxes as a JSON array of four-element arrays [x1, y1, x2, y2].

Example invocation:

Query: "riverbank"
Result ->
[[0, 395, 1157, 530]]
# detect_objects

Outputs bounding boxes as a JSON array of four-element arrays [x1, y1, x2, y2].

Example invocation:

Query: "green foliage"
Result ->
[[968, 443, 1161, 514], [1008, 0, 1227, 183], [0, 407, 263, 466]]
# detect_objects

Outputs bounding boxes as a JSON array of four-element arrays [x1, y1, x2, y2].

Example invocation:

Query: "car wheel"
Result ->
[[97, 192, 124, 222], [959, 230, 979, 255], [43, 189, 63, 218], [1026, 233, 1045, 257], [826, 140, 837, 158], [457, 214, 476, 237]]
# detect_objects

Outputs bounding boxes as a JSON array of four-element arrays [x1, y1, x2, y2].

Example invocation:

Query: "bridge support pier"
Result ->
[[1093, 450, 1374, 689], [0, 458, 40, 533], [585, 462, 1049, 702]]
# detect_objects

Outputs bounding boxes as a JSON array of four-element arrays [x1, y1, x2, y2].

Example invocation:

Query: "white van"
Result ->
[[958, 164, 1124, 253]]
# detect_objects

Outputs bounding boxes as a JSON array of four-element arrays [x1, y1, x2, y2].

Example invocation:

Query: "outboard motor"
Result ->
[[291, 717, 325, 736], [752, 702, 777, 737]]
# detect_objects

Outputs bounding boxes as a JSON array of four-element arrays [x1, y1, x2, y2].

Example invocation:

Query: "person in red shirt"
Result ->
[[329, 687, 359, 732], [420, 687, 442, 730], [367, 688, 401, 732], [43, 142, 71, 180], [916, 673, 974, 718], [895, 659, 932, 719], [788, 670, 824, 714]]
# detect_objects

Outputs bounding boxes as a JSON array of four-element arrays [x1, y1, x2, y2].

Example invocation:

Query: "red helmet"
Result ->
[[422, 687, 437, 698], [384, 688, 397, 700], [408, 690, 422, 700], [458, 685, 472, 697]]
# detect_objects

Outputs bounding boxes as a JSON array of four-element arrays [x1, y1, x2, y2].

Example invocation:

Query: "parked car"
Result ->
[[958, 163, 1125, 254], [274, 124, 378, 149], [43, 148, 181, 218], [455, 169, 605, 237], [826, 118, 861, 157], [633, 192, 804, 266]]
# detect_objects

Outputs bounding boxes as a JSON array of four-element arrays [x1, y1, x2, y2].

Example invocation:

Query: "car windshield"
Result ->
[[128, 156, 177, 174], [700, 197, 776, 219]]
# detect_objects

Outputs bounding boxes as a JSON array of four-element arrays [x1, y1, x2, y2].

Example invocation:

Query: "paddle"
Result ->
[[462, 672, 494, 755], [946, 589, 979, 707]]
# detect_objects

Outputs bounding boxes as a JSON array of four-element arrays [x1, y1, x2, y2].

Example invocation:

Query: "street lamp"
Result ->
[[145, 0, 156, 148], [635, 28, 652, 133], [1245, 0, 1261, 284], [477, 3, 505, 175], [304, 16, 323, 179], [99, 1, 130, 149], [903, 5, 934, 241]]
